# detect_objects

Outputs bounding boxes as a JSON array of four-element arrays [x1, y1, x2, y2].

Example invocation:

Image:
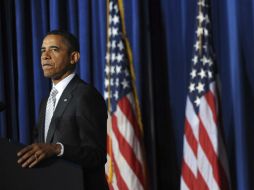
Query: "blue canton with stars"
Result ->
[[104, 0, 132, 113], [188, 0, 216, 113]]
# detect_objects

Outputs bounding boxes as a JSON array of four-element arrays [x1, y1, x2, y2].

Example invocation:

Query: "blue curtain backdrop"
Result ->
[[0, 0, 253, 189]]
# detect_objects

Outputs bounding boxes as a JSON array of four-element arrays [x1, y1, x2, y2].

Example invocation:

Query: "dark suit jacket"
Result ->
[[36, 75, 109, 190]]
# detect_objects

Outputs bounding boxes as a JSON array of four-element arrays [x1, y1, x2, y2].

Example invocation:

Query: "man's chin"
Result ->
[[43, 71, 72, 81], [44, 73, 63, 81], [43, 72, 56, 79], [43, 73, 53, 78]]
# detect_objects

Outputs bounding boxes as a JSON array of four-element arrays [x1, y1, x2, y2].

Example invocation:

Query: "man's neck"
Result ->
[[52, 71, 74, 85]]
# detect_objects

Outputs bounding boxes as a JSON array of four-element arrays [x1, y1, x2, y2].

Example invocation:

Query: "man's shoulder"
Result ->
[[72, 76, 104, 100]]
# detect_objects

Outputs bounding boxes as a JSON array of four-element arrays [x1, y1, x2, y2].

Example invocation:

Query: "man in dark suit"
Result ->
[[17, 30, 109, 190]]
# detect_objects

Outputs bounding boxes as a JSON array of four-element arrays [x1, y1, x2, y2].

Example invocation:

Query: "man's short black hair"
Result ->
[[45, 30, 79, 53]]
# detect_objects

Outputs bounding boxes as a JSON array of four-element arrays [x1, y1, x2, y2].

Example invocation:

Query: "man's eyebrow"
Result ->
[[49, 46, 60, 49], [41, 46, 60, 49]]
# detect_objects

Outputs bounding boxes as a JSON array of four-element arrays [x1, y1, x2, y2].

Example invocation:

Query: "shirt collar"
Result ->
[[52, 73, 75, 95]]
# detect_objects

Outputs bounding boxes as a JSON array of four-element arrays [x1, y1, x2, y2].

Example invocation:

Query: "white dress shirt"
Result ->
[[53, 73, 75, 108], [47, 73, 75, 156]]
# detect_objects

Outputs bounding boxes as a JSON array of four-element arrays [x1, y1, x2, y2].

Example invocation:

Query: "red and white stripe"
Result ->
[[106, 94, 146, 190], [181, 82, 230, 190]]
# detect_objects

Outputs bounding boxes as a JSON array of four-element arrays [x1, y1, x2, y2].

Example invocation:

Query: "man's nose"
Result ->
[[41, 51, 51, 59]]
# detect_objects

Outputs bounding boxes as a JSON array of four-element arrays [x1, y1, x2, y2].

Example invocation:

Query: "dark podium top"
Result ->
[[0, 138, 84, 190]]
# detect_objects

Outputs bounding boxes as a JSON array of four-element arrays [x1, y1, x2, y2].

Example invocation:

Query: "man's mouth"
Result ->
[[42, 63, 53, 69]]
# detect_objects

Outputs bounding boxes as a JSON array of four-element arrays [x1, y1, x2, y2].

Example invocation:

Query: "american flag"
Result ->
[[180, 0, 230, 190], [104, 0, 146, 189]]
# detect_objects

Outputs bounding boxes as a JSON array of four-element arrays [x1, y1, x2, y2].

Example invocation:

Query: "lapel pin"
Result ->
[[64, 98, 68, 102]]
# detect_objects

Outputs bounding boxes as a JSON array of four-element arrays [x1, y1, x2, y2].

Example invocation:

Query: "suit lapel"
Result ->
[[38, 99, 47, 143], [46, 76, 80, 143]]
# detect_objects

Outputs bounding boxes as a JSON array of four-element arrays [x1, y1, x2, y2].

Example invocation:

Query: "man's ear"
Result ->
[[70, 51, 80, 65]]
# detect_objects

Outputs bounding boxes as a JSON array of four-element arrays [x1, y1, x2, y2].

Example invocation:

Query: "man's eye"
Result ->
[[51, 49, 58, 52]]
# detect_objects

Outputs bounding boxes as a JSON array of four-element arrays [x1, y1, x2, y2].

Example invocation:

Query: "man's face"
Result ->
[[41, 35, 73, 82]]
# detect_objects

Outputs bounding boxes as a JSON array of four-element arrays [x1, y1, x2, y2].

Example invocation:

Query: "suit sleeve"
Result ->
[[34, 99, 47, 143], [62, 86, 108, 170]]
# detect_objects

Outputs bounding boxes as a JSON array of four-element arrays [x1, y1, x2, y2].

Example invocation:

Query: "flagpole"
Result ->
[[106, 0, 114, 184]]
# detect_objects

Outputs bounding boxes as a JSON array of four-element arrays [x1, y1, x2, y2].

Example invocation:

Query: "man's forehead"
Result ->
[[42, 35, 64, 46]]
